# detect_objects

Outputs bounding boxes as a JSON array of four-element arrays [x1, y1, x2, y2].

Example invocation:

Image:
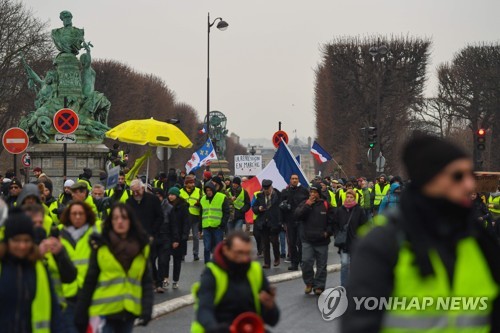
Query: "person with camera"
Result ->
[[295, 184, 334, 295], [280, 174, 309, 271], [253, 180, 282, 269]]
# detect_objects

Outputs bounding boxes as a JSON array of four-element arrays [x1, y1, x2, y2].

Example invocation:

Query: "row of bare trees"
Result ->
[[315, 35, 500, 176]]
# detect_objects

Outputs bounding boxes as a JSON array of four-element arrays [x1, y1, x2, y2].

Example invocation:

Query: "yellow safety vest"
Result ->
[[374, 183, 390, 206], [382, 237, 497, 332], [105, 188, 131, 204], [153, 180, 164, 190], [61, 226, 97, 298], [200, 193, 226, 228], [180, 188, 202, 216], [0, 261, 52, 332], [488, 195, 500, 215], [191, 261, 263, 333], [45, 253, 66, 308], [328, 190, 337, 208], [89, 244, 150, 317], [232, 188, 246, 210], [339, 190, 361, 206]]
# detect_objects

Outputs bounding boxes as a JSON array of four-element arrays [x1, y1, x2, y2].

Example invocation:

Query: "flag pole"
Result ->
[[331, 156, 348, 178]]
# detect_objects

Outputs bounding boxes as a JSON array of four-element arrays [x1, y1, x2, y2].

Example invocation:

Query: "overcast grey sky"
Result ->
[[23, 0, 500, 140]]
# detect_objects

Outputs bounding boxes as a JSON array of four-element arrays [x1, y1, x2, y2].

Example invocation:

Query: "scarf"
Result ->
[[108, 230, 141, 272], [65, 224, 89, 242], [343, 201, 357, 209]]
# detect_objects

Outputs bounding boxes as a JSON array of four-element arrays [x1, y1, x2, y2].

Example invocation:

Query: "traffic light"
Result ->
[[476, 128, 486, 151], [367, 127, 377, 148]]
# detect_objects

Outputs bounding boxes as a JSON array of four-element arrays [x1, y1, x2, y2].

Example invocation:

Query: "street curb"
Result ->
[[151, 263, 341, 320]]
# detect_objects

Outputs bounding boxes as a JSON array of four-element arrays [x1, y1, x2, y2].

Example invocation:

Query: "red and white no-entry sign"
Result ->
[[2, 127, 29, 154], [54, 108, 79, 135]]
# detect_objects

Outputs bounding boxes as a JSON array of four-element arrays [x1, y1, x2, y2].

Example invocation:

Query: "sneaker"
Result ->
[[288, 266, 299, 271], [193, 255, 200, 261], [304, 285, 313, 294], [155, 287, 165, 294], [172, 282, 179, 289], [162, 279, 170, 289], [314, 288, 324, 296], [284, 257, 291, 263]]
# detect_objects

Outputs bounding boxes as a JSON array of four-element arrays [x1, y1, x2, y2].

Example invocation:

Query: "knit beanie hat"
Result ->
[[232, 177, 242, 186], [203, 171, 212, 180], [4, 208, 34, 240], [403, 134, 468, 189], [168, 187, 180, 197], [212, 176, 223, 187]]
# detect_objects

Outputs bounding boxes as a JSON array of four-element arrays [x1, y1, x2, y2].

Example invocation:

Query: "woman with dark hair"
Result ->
[[157, 187, 190, 292], [59, 201, 98, 333], [0, 209, 64, 332], [75, 203, 153, 333]]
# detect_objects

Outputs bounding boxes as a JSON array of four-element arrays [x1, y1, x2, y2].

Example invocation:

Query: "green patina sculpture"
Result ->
[[206, 111, 229, 159], [19, 10, 110, 144]]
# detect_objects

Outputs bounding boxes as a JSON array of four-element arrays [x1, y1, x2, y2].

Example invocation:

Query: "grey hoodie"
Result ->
[[16, 183, 42, 207]]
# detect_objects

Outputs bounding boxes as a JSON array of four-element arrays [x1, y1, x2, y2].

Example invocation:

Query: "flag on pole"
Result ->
[[198, 125, 207, 135], [125, 150, 152, 185], [185, 138, 218, 173], [242, 140, 309, 223], [310, 141, 332, 164]]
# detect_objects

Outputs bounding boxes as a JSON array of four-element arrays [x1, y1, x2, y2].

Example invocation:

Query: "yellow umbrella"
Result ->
[[105, 118, 193, 148]]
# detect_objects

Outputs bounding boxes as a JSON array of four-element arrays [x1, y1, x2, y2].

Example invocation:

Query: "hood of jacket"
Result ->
[[16, 183, 41, 206], [389, 183, 401, 194]]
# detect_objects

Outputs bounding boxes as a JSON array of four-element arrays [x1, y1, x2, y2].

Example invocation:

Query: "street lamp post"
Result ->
[[207, 13, 228, 142]]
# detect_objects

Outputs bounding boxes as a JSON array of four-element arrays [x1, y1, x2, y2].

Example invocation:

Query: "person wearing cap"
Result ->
[[203, 170, 213, 188], [320, 179, 337, 209], [180, 175, 203, 261], [295, 183, 334, 295], [200, 182, 230, 263], [6, 178, 22, 208], [253, 179, 282, 269], [157, 187, 190, 291], [0, 208, 65, 332], [333, 188, 367, 287], [33, 166, 43, 179], [228, 177, 250, 231], [60, 179, 75, 204], [343, 134, 500, 332]]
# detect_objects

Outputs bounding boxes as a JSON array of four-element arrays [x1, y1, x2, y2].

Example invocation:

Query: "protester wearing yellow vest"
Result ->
[[373, 175, 390, 214], [343, 135, 500, 332], [191, 231, 279, 333], [228, 177, 250, 231], [180, 175, 202, 261], [74, 203, 153, 332], [200, 182, 230, 263], [0, 209, 64, 333], [59, 201, 99, 333]]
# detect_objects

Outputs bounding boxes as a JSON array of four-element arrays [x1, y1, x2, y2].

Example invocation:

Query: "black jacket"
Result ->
[[252, 189, 282, 231], [333, 204, 367, 253], [229, 186, 250, 221], [126, 192, 164, 237], [280, 185, 309, 222], [342, 187, 500, 333], [164, 198, 190, 244], [196, 243, 280, 332], [295, 199, 334, 246], [0, 255, 64, 333], [74, 233, 153, 332], [471, 197, 491, 225]]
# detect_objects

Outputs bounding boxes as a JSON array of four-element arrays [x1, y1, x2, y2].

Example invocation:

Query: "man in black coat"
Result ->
[[252, 180, 282, 268], [280, 174, 310, 271], [295, 184, 334, 295]]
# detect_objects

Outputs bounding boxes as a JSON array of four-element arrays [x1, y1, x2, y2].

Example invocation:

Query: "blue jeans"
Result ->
[[279, 230, 287, 256], [203, 227, 224, 262], [62, 302, 79, 333], [228, 219, 244, 231], [102, 318, 134, 333], [340, 250, 351, 287]]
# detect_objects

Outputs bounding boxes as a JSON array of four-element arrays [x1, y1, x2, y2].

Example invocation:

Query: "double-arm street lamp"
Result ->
[[206, 13, 228, 141]]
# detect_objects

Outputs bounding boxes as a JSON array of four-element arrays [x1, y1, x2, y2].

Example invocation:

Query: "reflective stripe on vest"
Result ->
[[106, 189, 131, 203], [89, 245, 150, 317], [200, 193, 225, 228], [191, 261, 263, 333], [0, 261, 53, 332], [381, 237, 498, 333], [374, 183, 390, 205], [61, 226, 96, 298], [488, 195, 500, 214], [180, 188, 202, 216], [233, 188, 246, 210], [45, 253, 66, 307]]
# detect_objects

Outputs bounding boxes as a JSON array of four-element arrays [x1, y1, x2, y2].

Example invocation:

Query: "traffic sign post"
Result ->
[[21, 153, 31, 167], [272, 130, 289, 148], [3, 127, 29, 177], [54, 105, 79, 180]]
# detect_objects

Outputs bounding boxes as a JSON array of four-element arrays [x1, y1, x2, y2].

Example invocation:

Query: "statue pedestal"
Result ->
[[27, 144, 109, 194], [208, 159, 231, 175]]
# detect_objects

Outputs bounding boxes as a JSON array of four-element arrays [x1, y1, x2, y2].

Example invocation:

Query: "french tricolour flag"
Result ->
[[310, 140, 332, 164], [198, 125, 207, 135], [242, 140, 309, 222]]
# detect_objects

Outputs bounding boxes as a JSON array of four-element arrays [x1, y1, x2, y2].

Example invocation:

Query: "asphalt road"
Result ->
[[151, 238, 341, 305], [137, 270, 341, 333]]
